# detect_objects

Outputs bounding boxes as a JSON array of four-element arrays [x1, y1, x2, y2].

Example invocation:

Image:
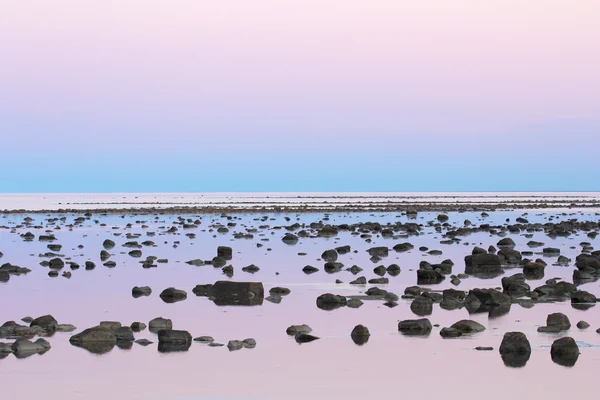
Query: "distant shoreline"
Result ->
[[3, 202, 600, 215]]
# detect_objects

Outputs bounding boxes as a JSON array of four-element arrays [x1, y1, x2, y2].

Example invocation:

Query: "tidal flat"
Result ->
[[1, 197, 600, 400]]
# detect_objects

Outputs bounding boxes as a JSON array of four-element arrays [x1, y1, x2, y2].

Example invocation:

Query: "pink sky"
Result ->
[[0, 1, 599, 191]]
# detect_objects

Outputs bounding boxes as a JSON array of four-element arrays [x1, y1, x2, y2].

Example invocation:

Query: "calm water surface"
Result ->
[[1, 208, 599, 400]]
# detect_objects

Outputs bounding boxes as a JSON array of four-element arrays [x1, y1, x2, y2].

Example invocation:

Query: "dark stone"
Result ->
[[316, 293, 347, 311], [499, 332, 531, 368], [398, 318, 432, 336]]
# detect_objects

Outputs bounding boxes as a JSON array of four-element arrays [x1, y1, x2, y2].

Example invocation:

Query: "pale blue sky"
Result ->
[[1, 0, 598, 192]]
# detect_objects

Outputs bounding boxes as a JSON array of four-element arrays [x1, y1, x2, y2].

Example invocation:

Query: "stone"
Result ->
[[450, 320, 486, 334], [286, 325, 312, 336], [410, 295, 433, 316], [499, 332, 531, 368], [551, 337, 580, 367], [398, 319, 432, 336], [149, 317, 172, 333], [159, 287, 188, 303], [316, 293, 347, 310], [132, 286, 152, 298]]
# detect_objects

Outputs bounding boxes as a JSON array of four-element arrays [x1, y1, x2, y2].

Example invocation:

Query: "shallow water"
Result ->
[[2, 191, 600, 210], [1, 208, 599, 400]]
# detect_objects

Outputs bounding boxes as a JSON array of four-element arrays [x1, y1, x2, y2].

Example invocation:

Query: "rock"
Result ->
[[269, 287, 291, 296], [499, 332, 531, 368], [497, 238, 516, 248], [393, 242, 414, 252], [159, 287, 188, 303], [242, 338, 256, 349], [546, 313, 571, 331], [465, 253, 503, 276], [217, 246, 233, 260], [450, 320, 486, 334], [346, 298, 364, 308], [398, 318, 432, 336], [373, 265, 387, 276], [149, 317, 172, 333], [186, 259, 205, 266], [335, 245, 351, 254], [321, 249, 338, 262], [551, 337, 579, 367], [351, 325, 370, 345], [387, 264, 401, 276], [30, 315, 58, 330], [286, 325, 312, 336], [208, 281, 264, 306], [103, 239, 115, 249], [99, 321, 121, 331], [132, 286, 152, 298], [242, 264, 260, 273], [69, 326, 117, 354], [11, 338, 49, 357], [440, 327, 462, 338], [537, 324, 562, 333], [130, 322, 146, 332], [211, 256, 227, 268], [158, 330, 192, 352], [265, 295, 282, 304], [0, 271, 9, 282], [498, 249, 522, 265], [295, 333, 320, 343], [368, 277, 389, 284], [522, 262, 545, 280], [501, 274, 530, 297], [576, 321, 590, 329], [302, 265, 319, 274], [282, 233, 299, 244], [316, 293, 347, 311], [417, 269, 444, 285], [465, 288, 511, 314], [410, 295, 433, 316], [194, 336, 215, 344], [157, 330, 192, 344], [135, 339, 153, 346], [55, 324, 77, 332], [367, 247, 388, 258], [350, 276, 367, 285], [227, 340, 244, 351], [475, 347, 494, 351], [571, 290, 597, 304], [115, 327, 134, 341], [85, 261, 96, 270]]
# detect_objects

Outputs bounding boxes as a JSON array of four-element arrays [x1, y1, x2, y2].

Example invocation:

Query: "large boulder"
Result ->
[[499, 332, 531, 368], [367, 247, 388, 258], [551, 337, 579, 367]]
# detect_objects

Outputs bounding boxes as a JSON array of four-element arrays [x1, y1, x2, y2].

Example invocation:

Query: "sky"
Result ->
[[0, 0, 599, 192]]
